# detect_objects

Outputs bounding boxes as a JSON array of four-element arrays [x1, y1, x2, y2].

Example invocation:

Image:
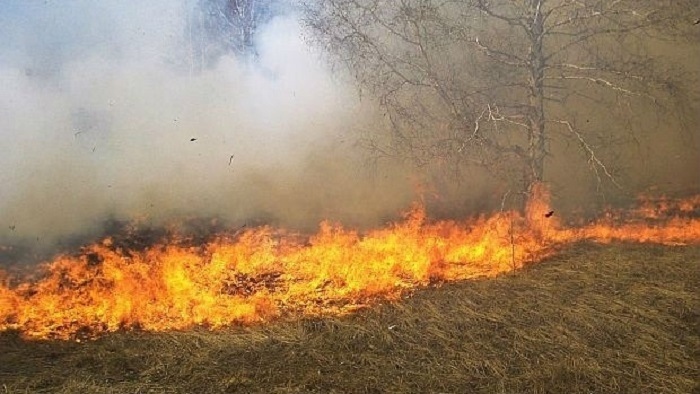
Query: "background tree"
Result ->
[[189, 0, 285, 69], [303, 0, 700, 201]]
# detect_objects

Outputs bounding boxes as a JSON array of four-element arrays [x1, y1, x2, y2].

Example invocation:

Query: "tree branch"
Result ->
[[550, 119, 621, 189]]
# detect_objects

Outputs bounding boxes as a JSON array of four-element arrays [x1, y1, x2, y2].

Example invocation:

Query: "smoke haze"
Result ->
[[0, 1, 414, 255], [1, 1, 698, 262]]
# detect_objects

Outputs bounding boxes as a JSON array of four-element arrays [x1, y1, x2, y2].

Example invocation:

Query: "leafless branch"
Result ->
[[550, 119, 621, 189]]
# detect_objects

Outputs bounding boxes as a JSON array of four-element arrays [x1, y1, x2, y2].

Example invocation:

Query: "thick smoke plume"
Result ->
[[0, 1, 413, 259]]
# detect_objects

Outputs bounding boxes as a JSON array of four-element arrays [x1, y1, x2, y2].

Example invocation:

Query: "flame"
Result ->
[[1, 185, 699, 340]]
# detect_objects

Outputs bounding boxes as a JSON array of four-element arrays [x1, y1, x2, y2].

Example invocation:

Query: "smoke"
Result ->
[[1, 1, 698, 263], [0, 0, 414, 256]]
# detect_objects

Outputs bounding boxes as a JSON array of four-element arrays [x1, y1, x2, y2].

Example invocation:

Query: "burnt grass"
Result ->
[[0, 243, 698, 394]]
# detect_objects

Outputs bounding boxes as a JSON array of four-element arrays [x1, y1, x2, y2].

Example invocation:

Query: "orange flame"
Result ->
[[1, 185, 699, 340]]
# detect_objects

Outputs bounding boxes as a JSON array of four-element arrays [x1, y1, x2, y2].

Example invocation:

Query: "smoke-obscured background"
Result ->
[[1, 0, 698, 262], [0, 0, 415, 258]]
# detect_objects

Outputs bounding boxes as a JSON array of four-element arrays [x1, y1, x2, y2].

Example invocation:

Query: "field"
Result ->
[[1, 243, 698, 394]]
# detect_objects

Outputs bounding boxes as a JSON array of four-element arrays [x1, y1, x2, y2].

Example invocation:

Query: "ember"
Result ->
[[1, 186, 699, 340]]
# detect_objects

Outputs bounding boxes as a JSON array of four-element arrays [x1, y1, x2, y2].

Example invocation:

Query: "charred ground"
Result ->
[[1, 243, 698, 394]]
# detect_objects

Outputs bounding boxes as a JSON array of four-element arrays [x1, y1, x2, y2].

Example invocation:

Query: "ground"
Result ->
[[0, 243, 698, 393]]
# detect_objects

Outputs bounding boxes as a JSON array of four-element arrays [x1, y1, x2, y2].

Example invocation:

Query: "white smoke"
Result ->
[[0, 0, 414, 253]]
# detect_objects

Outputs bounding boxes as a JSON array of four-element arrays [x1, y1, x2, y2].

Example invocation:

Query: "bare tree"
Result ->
[[303, 0, 699, 197], [189, 0, 284, 68]]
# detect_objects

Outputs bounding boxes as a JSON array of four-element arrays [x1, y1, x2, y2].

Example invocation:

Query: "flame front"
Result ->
[[1, 187, 699, 340]]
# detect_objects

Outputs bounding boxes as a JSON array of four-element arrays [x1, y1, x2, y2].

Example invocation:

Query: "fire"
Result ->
[[1, 186, 699, 340]]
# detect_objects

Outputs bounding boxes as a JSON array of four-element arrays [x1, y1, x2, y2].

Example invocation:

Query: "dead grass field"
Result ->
[[0, 242, 698, 393]]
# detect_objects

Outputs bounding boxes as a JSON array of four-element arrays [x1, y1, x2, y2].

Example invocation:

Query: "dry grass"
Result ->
[[0, 243, 698, 393]]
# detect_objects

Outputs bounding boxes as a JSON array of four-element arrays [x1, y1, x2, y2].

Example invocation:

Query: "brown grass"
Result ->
[[1, 243, 698, 393]]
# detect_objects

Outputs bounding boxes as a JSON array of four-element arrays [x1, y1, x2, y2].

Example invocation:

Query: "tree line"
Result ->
[[195, 0, 700, 203]]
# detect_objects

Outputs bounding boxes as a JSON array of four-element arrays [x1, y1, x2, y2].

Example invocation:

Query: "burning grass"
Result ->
[[0, 243, 698, 393], [1, 186, 699, 340]]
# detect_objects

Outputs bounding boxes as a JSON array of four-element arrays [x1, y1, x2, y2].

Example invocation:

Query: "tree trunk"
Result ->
[[526, 0, 546, 193]]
